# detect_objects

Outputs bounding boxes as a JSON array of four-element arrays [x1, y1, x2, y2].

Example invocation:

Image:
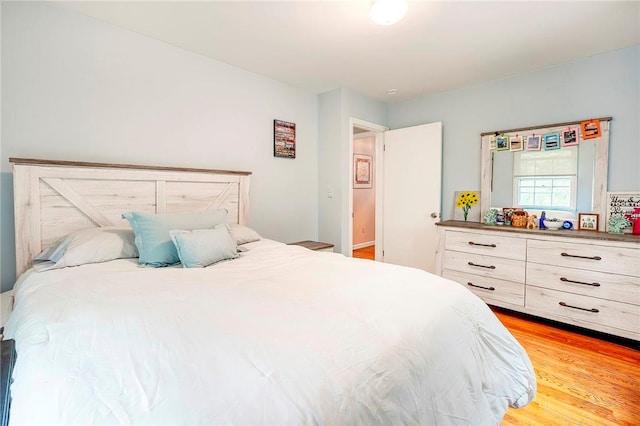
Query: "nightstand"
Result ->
[[288, 240, 334, 253]]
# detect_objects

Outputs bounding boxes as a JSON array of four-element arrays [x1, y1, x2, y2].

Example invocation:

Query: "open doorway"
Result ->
[[352, 131, 376, 260], [348, 119, 443, 271], [349, 118, 387, 261]]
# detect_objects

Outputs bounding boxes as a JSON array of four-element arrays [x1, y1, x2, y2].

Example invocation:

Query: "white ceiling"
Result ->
[[57, 1, 640, 102]]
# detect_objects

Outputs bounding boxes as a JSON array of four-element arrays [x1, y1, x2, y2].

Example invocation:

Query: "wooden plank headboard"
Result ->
[[10, 158, 251, 277]]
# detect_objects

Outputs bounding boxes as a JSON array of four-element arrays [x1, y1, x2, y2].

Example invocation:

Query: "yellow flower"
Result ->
[[456, 191, 479, 220], [456, 191, 479, 207]]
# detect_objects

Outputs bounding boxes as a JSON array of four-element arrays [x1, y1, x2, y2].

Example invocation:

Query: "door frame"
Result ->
[[349, 118, 388, 261]]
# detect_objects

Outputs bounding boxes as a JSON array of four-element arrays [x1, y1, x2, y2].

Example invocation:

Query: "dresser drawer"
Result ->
[[442, 251, 525, 283], [526, 286, 640, 336], [444, 230, 526, 261], [527, 263, 640, 305], [527, 239, 640, 276], [443, 269, 524, 307]]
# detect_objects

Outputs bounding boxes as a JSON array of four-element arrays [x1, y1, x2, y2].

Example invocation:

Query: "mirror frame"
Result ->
[[480, 118, 611, 231]]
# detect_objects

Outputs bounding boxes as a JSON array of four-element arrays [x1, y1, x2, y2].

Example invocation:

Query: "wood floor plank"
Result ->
[[353, 245, 375, 260], [495, 309, 640, 426]]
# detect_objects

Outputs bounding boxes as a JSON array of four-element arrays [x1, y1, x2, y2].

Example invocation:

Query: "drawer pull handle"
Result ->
[[560, 277, 601, 287], [468, 241, 497, 248], [467, 261, 496, 269], [559, 301, 599, 313], [560, 252, 602, 261], [467, 282, 495, 291]]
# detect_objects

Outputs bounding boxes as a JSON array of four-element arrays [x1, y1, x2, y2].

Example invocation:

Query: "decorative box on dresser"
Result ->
[[436, 220, 640, 342]]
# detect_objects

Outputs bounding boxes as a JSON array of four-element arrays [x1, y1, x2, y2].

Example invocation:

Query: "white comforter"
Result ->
[[5, 239, 535, 425]]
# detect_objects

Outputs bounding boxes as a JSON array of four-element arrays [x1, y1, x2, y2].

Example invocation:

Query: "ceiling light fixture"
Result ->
[[370, 0, 408, 26]]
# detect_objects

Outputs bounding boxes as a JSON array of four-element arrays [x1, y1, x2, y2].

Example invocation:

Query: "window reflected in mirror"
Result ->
[[490, 140, 596, 219]]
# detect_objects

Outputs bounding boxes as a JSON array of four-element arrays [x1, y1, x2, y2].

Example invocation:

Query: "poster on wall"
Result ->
[[606, 192, 640, 233], [354, 154, 372, 188], [273, 119, 296, 158]]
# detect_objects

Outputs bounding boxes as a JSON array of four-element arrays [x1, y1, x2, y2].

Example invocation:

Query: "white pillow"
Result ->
[[170, 225, 239, 268], [229, 224, 261, 245], [33, 227, 139, 271]]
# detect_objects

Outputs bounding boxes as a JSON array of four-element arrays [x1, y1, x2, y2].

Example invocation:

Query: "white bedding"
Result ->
[[5, 239, 535, 425]]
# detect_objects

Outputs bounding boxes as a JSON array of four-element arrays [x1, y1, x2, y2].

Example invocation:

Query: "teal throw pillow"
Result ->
[[170, 225, 239, 268], [122, 210, 228, 266]]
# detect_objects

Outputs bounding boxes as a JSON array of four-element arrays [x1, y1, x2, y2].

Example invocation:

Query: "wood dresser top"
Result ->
[[437, 220, 640, 244]]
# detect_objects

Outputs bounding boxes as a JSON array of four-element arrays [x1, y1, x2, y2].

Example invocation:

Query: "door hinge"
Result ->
[[383, 145, 386, 152]]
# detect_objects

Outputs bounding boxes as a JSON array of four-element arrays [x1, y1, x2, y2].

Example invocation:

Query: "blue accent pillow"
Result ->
[[170, 225, 239, 268], [122, 210, 229, 267]]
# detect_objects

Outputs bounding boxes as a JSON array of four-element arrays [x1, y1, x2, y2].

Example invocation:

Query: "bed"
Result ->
[[3, 158, 536, 425]]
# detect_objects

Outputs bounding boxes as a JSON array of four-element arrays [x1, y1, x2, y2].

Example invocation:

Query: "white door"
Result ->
[[383, 122, 442, 272]]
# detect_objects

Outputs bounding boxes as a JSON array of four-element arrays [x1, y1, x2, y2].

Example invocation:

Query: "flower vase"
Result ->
[[634, 218, 640, 235]]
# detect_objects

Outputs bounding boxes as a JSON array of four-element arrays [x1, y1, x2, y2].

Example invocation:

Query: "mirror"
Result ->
[[480, 119, 610, 230]]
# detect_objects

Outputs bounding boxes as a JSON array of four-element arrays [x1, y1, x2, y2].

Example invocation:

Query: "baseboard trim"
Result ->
[[352, 241, 375, 250]]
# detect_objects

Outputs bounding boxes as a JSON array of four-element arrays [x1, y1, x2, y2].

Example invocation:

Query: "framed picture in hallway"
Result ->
[[354, 154, 372, 188]]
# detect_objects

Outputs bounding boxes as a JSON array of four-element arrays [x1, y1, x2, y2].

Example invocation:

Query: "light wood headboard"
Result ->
[[10, 158, 251, 277]]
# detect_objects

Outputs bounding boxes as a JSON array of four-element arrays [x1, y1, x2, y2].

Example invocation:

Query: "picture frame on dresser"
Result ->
[[578, 213, 599, 231], [605, 192, 640, 233]]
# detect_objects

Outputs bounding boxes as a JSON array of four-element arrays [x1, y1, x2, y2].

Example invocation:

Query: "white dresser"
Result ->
[[436, 221, 640, 341]]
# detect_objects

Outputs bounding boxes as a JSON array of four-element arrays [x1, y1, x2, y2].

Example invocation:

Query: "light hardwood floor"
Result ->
[[353, 245, 375, 260], [495, 308, 639, 426]]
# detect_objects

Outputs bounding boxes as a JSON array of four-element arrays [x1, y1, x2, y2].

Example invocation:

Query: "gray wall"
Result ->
[[389, 46, 640, 222], [317, 89, 387, 254], [0, 2, 319, 291]]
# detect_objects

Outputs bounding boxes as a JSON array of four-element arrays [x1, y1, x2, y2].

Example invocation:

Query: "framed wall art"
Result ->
[[354, 154, 372, 188], [578, 213, 599, 231], [273, 119, 296, 158]]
